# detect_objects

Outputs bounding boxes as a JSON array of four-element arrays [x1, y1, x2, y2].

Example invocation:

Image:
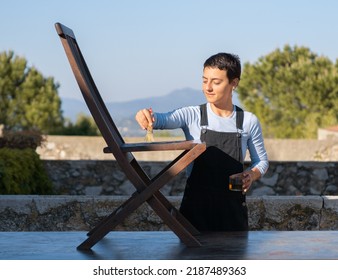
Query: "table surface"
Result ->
[[0, 231, 338, 260]]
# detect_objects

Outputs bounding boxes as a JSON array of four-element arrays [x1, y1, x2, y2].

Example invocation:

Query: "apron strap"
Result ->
[[200, 103, 208, 126], [235, 105, 244, 163], [235, 105, 244, 130], [199, 103, 244, 130]]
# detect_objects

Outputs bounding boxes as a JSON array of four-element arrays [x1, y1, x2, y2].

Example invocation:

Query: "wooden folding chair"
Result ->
[[55, 22, 206, 250]]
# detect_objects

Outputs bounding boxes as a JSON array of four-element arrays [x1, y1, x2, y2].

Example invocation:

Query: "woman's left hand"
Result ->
[[242, 171, 253, 193]]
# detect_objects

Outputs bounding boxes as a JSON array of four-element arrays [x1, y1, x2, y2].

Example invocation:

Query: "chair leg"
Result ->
[[78, 145, 205, 250], [154, 192, 200, 236], [77, 192, 201, 250], [86, 191, 199, 237], [147, 195, 202, 247]]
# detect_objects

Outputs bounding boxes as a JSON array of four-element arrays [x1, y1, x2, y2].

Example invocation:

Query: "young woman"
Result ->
[[135, 53, 269, 231]]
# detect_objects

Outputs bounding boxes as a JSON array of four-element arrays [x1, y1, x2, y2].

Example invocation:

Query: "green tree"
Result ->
[[237, 45, 338, 138], [53, 113, 100, 136], [0, 50, 63, 133]]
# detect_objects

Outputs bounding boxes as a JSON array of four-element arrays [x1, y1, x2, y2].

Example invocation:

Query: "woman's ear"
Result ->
[[232, 78, 239, 90]]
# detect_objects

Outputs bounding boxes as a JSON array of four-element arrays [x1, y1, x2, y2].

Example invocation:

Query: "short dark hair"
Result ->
[[203, 53, 241, 82]]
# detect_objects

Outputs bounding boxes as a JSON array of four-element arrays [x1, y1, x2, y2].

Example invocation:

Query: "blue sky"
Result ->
[[1, 0, 338, 103]]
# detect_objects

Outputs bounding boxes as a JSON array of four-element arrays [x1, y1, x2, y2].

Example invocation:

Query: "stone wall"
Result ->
[[38, 136, 338, 196], [3, 136, 337, 232], [37, 135, 338, 161], [43, 160, 338, 196], [0, 195, 337, 231]]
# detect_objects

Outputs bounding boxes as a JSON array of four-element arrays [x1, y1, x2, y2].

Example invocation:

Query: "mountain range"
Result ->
[[61, 87, 241, 136]]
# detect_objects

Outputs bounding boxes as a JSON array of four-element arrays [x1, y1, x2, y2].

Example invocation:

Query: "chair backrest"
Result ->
[[56, 23, 159, 189], [55, 23, 206, 190], [55, 23, 126, 153]]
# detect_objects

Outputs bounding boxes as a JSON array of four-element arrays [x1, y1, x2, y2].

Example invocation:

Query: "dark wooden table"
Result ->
[[1, 231, 337, 260]]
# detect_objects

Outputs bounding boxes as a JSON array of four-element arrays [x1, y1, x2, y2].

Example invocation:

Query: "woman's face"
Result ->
[[202, 67, 238, 108]]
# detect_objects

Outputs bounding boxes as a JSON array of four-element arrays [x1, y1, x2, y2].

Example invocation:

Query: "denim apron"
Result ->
[[180, 104, 248, 231]]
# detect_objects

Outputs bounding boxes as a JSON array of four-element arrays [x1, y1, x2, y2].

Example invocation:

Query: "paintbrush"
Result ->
[[145, 108, 154, 142]]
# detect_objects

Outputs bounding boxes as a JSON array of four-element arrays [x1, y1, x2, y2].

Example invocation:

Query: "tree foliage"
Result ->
[[237, 45, 338, 138], [0, 50, 63, 133], [0, 148, 53, 194], [52, 113, 100, 136]]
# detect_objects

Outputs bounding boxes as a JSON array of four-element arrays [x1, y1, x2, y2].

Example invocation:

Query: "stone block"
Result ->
[[320, 196, 338, 230], [247, 197, 264, 230], [262, 196, 323, 230]]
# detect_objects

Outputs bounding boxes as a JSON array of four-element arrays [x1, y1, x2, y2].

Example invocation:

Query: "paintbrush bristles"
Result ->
[[145, 125, 154, 142], [145, 107, 155, 142]]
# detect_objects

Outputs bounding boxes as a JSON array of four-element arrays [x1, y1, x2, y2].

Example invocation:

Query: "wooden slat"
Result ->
[[103, 139, 203, 153]]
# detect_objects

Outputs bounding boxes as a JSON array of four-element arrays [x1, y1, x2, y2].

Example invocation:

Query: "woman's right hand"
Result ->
[[135, 108, 154, 130]]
